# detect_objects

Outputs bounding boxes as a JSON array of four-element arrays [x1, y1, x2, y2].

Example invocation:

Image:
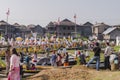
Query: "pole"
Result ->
[[6, 13, 8, 35], [57, 17, 60, 38], [6, 8, 9, 40], [74, 14, 77, 38]]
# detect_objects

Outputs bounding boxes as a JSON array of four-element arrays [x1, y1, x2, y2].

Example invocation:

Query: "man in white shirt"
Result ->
[[104, 42, 112, 70], [74, 48, 78, 58]]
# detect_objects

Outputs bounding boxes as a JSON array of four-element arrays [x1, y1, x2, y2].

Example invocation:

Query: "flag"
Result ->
[[6, 8, 10, 16], [74, 14, 77, 24], [74, 14, 76, 19]]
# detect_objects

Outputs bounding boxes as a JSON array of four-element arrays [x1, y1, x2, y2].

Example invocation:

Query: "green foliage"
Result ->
[[81, 36, 88, 41], [114, 46, 120, 52], [67, 50, 105, 62], [0, 57, 6, 68]]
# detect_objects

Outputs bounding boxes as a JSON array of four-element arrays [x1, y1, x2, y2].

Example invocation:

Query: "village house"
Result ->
[[0, 20, 45, 39], [46, 19, 76, 38], [0, 20, 15, 39], [12, 23, 32, 39], [92, 23, 111, 40], [103, 26, 120, 40], [1, 19, 120, 41], [77, 22, 93, 38], [28, 24, 46, 38]]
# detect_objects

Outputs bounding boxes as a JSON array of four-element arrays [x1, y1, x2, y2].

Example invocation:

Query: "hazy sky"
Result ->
[[0, 0, 120, 27]]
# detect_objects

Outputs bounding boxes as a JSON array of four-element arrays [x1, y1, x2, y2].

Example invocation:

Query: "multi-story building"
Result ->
[[46, 19, 93, 38], [46, 19, 78, 38]]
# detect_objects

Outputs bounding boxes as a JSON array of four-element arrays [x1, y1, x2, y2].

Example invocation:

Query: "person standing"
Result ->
[[25, 55, 31, 70], [57, 47, 62, 54], [20, 52, 24, 63], [19, 52, 24, 79], [86, 42, 101, 71], [74, 48, 78, 58], [109, 52, 117, 71], [8, 48, 20, 80], [45, 46, 50, 58], [32, 51, 37, 65], [56, 53, 62, 66], [104, 42, 112, 70], [85, 50, 90, 62], [80, 51, 86, 65], [51, 50, 57, 67], [62, 46, 66, 55], [64, 52, 69, 66], [5, 48, 10, 75]]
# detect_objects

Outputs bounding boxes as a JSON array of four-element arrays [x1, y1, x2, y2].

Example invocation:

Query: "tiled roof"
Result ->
[[13, 23, 20, 26], [0, 20, 9, 25], [46, 19, 78, 27], [48, 22, 54, 26], [103, 27, 117, 35], [94, 23, 110, 27], [59, 19, 76, 26], [83, 22, 93, 26]]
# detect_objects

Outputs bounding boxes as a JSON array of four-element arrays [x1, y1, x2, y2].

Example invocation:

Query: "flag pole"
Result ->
[[5, 8, 10, 44], [74, 14, 77, 38], [57, 17, 60, 38], [6, 8, 9, 39]]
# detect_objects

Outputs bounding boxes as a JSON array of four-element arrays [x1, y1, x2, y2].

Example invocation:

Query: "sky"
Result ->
[[0, 0, 120, 27]]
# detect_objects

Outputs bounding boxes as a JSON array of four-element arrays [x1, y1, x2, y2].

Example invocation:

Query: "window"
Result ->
[[72, 27, 74, 30], [68, 27, 70, 30], [68, 33, 70, 35], [63, 27, 66, 30]]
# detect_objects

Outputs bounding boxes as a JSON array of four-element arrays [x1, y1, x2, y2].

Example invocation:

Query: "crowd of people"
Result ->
[[2, 37, 120, 80]]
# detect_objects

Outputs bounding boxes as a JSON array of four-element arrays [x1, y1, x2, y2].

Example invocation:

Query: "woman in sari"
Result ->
[[8, 48, 20, 80]]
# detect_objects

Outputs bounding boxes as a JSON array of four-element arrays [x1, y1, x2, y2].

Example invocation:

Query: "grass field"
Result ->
[[67, 49, 105, 62]]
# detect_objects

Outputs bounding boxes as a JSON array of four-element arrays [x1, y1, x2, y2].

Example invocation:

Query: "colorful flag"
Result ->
[[6, 8, 10, 16]]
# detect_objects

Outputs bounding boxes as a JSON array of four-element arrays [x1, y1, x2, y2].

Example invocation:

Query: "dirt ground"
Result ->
[[26, 65, 120, 80]]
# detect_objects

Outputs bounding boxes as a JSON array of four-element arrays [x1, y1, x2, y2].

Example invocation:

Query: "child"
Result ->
[[31, 63, 36, 70], [80, 51, 86, 65], [85, 50, 90, 62], [64, 52, 69, 66], [74, 48, 78, 58], [76, 51, 81, 65]]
